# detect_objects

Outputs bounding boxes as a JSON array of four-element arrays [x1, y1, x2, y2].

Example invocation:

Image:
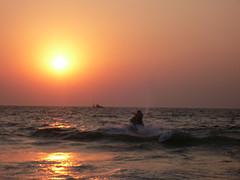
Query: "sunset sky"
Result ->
[[0, 0, 239, 108]]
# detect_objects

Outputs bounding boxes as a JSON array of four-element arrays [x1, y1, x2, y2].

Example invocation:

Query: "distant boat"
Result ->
[[92, 104, 104, 108]]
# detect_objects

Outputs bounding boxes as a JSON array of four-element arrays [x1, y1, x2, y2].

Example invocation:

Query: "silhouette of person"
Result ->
[[130, 110, 144, 127]]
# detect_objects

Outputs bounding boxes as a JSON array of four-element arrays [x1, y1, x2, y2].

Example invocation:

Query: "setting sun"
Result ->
[[52, 55, 69, 71]]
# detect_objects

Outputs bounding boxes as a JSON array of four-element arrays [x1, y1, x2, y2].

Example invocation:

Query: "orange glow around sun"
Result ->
[[28, 36, 94, 86], [36, 40, 87, 80]]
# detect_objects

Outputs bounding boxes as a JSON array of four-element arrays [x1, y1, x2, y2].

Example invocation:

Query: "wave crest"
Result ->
[[31, 126, 240, 147]]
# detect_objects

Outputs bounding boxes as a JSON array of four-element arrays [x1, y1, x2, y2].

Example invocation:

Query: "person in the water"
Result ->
[[130, 110, 144, 127]]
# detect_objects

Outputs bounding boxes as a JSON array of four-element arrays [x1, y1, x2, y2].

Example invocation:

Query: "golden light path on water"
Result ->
[[0, 150, 113, 179], [41, 152, 114, 179], [47, 118, 87, 131], [43, 152, 76, 177], [1, 145, 238, 179], [49, 121, 73, 129]]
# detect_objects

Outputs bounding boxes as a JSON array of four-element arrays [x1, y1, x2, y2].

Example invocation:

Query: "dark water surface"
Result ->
[[0, 106, 239, 179]]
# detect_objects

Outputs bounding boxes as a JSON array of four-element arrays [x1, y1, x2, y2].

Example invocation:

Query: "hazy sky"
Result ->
[[0, 0, 240, 108]]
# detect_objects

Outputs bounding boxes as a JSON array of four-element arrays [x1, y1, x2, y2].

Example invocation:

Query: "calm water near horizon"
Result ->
[[0, 106, 239, 179]]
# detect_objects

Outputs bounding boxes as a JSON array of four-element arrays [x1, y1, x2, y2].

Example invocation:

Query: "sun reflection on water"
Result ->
[[46, 152, 71, 161], [43, 152, 75, 176], [0, 150, 113, 179], [49, 121, 72, 129], [40, 152, 113, 179], [39, 152, 78, 178]]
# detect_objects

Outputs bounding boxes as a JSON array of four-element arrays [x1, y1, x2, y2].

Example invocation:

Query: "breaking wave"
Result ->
[[31, 125, 240, 147]]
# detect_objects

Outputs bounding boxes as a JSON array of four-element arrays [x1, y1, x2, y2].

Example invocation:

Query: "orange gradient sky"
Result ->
[[0, 0, 240, 108]]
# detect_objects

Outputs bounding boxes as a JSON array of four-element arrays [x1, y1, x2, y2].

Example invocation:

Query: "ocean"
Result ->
[[0, 106, 239, 179]]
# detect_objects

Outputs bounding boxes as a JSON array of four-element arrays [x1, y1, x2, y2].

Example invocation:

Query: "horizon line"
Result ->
[[0, 104, 239, 110]]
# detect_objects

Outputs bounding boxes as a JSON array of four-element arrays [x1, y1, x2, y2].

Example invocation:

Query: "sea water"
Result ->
[[0, 106, 239, 179]]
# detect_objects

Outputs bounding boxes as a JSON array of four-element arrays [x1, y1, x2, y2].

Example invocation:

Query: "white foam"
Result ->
[[100, 124, 173, 141]]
